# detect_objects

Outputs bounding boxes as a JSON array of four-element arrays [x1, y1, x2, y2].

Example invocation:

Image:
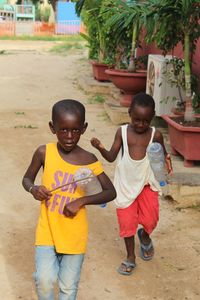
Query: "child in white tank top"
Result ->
[[91, 93, 172, 275]]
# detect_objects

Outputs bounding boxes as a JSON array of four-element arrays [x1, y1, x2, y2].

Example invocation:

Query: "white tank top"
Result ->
[[114, 124, 161, 208]]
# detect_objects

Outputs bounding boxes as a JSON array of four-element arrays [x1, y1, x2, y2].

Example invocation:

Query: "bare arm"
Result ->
[[153, 130, 173, 175], [91, 127, 122, 162], [22, 145, 52, 201], [63, 172, 116, 217]]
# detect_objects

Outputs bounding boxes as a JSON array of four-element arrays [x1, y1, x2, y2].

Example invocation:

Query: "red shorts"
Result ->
[[116, 185, 159, 237]]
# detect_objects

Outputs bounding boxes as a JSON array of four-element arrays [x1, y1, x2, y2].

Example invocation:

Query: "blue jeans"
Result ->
[[34, 246, 84, 300]]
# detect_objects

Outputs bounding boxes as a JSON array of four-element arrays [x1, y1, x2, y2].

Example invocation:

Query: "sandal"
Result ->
[[117, 261, 136, 276], [137, 228, 154, 261]]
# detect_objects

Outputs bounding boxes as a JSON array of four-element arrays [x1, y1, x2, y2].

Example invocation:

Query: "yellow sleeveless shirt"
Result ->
[[35, 143, 104, 254]]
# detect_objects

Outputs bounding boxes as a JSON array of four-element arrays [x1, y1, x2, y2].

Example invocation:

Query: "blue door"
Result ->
[[56, 2, 80, 34]]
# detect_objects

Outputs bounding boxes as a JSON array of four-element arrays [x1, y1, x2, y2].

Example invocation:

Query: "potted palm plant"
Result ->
[[75, 0, 116, 81], [145, 0, 200, 167], [103, 0, 148, 106]]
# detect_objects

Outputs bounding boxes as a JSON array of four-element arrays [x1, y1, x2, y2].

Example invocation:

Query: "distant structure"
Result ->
[[0, 0, 82, 36], [0, 0, 35, 22], [0, 1, 15, 20], [15, 4, 35, 21]]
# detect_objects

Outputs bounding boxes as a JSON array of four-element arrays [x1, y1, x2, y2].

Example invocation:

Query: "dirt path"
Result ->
[[0, 41, 200, 300]]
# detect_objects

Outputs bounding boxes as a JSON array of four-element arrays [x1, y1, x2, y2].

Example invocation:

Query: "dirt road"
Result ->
[[0, 41, 200, 300]]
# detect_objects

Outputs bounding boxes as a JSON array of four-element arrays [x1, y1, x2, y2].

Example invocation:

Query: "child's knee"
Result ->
[[34, 271, 57, 294]]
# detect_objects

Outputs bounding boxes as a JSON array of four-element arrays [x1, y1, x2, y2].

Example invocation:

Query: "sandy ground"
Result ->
[[0, 40, 200, 300]]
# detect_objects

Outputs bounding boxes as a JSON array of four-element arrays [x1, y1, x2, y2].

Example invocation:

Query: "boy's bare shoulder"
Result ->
[[78, 147, 98, 164], [116, 126, 122, 135], [153, 129, 164, 142], [34, 145, 46, 162], [35, 144, 46, 155], [37, 144, 46, 152], [113, 126, 123, 139]]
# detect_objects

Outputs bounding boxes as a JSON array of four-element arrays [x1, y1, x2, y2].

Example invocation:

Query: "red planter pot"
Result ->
[[105, 69, 147, 107], [90, 60, 111, 82], [162, 114, 200, 167]]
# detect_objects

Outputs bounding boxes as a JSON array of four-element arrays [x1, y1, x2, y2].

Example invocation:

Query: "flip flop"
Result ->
[[137, 228, 154, 261], [117, 261, 136, 276]]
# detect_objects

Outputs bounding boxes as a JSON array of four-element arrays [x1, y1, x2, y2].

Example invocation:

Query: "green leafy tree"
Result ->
[[145, 0, 200, 121], [75, 0, 117, 64], [105, 0, 149, 71]]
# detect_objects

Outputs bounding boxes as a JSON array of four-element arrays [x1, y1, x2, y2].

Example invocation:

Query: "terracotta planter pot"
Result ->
[[90, 60, 111, 82], [105, 69, 147, 107], [162, 114, 200, 167]]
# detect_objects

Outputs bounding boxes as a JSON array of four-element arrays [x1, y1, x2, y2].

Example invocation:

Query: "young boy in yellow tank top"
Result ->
[[22, 99, 116, 300]]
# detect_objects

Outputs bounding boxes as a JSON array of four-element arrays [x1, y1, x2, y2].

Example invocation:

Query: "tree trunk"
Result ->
[[184, 32, 195, 122], [128, 23, 138, 72], [98, 22, 105, 63], [51, 0, 57, 19]]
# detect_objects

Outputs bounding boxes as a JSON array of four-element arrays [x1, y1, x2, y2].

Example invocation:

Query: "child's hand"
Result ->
[[31, 185, 52, 201], [91, 138, 104, 150], [63, 199, 82, 218], [165, 154, 173, 175]]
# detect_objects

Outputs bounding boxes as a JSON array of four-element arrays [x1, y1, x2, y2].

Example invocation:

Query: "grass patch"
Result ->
[[15, 111, 25, 115], [78, 57, 88, 62], [87, 94, 106, 104], [97, 111, 109, 121], [50, 42, 84, 54], [0, 35, 84, 42], [14, 124, 38, 129]]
